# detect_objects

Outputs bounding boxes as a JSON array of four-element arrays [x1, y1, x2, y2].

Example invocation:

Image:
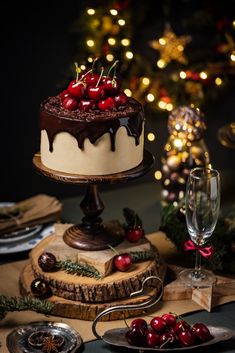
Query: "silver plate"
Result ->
[[102, 326, 235, 351], [6, 321, 83, 353]]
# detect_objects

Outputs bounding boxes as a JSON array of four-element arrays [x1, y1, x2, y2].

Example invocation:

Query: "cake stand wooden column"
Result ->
[[33, 150, 154, 251]]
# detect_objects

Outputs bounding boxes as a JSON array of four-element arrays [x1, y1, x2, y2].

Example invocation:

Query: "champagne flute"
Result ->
[[179, 167, 220, 287]]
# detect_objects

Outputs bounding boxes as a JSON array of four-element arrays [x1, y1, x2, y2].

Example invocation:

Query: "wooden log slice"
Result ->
[[19, 262, 165, 321], [29, 235, 162, 303]]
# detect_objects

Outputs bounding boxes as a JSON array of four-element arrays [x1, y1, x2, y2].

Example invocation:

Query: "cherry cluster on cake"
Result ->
[[125, 314, 213, 348], [60, 60, 128, 112]]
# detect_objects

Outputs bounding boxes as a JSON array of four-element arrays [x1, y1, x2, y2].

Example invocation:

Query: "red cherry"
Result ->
[[62, 96, 78, 111], [174, 320, 190, 334], [114, 253, 132, 272], [178, 330, 195, 347], [161, 313, 177, 328], [85, 73, 100, 86], [68, 80, 86, 99], [87, 86, 105, 101], [159, 332, 176, 348], [78, 99, 96, 111], [60, 89, 70, 102], [150, 316, 167, 332], [98, 97, 116, 110], [125, 326, 146, 347], [146, 329, 160, 347], [114, 92, 128, 107], [102, 76, 120, 95], [130, 318, 148, 331], [126, 226, 144, 243], [191, 323, 212, 343]]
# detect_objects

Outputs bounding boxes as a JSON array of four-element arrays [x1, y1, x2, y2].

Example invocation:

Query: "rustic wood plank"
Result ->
[[44, 227, 152, 277], [20, 259, 165, 321]]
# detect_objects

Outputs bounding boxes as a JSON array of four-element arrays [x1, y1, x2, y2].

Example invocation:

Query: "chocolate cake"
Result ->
[[40, 95, 145, 175]]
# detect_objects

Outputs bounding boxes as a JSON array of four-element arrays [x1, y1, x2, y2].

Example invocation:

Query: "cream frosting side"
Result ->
[[40, 125, 144, 175]]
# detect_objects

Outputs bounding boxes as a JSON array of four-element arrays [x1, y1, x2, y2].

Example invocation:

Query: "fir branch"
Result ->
[[123, 208, 142, 228], [0, 295, 54, 320], [57, 260, 102, 279], [131, 250, 155, 263]]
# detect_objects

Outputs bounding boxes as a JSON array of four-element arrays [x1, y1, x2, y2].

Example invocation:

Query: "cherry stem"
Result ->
[[81, 68, 93, 80], [108, 244, 119, 255], [170, 312, 190, 329], [160, 338, 171, 349], [96, 67, 104, 87], [91, 57, 99, 74], [108, 60, 119, 77], [74, 62, 81, 82], [123, 318, 130, 329]]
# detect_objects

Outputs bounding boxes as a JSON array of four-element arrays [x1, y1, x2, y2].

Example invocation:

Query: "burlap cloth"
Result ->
[[0, 232, 235, 352]]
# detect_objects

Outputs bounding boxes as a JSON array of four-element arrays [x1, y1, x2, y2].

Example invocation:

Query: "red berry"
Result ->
[[87, 86, 105, 101], [114, 92, 128, 107], [174, 320, 190, 334], [130, 319, 148, 331], [178, 330, 195, 347], [146, 329, 160, 347], [114, 253, 132, 272], [60, 89, 70, 101], [98, 97, 116, 110], [85, 73, 100, 86], [68, 80, 86, 99], [159, 332, 176, 347], [161, 313, 177, 328], [102, 76, 120, 95], [126, 226, 144, 243], [62, 96, 78, 111], [191, 323, 212, 343], [150, 316, 167, 332], [78, 99, 96, 111], [125, 326, 146, 347]]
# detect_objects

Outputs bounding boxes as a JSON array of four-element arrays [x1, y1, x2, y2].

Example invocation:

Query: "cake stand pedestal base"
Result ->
[[33, 151, 154, 251], [63, 224, 123, 251]]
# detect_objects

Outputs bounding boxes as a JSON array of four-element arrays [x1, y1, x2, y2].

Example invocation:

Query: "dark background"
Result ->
[[1, 1, 235, 202]]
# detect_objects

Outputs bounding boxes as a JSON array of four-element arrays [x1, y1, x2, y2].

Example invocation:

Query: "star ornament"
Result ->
[[149, 25, 191, 67]]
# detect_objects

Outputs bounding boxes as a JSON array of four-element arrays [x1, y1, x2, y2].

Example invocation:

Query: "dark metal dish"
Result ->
[[102, 326, 235, 351]]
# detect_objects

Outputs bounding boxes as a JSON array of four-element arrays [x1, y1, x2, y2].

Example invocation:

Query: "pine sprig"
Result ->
[[0, 295, 54, 320], [123, 208, 143, 228], [57, 260, 102, 279], [131, 250, 155, 263]]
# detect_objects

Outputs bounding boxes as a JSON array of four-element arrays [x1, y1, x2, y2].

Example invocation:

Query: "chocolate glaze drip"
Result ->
[[40, 97, 145, 152]]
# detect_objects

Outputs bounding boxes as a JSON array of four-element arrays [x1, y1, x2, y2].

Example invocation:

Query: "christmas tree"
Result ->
[[70, 0, 235, 112]]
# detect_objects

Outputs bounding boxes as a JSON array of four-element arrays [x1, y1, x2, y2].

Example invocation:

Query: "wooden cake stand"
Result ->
[[33, 150, 154, 251], [19, 150, 166, 321]]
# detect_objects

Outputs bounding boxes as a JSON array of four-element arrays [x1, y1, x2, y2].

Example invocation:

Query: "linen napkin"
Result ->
[[0, 194, 62, 236]]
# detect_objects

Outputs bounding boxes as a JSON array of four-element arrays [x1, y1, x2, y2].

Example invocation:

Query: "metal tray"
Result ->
[[7, 321, 82, 353], [92, 275, 235, 351], [102, 326, 235, 351]]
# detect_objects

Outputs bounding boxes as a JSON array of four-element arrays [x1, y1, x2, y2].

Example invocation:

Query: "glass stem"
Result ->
[[194, 250, 201, 278]]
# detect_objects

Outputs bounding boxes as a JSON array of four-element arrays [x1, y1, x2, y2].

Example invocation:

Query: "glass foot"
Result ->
[[178, 268, 216, 288]]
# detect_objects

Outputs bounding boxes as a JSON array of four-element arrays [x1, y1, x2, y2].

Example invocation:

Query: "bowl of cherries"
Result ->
[[125, 314, 212, 349], [101, 312, 235, 351]]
